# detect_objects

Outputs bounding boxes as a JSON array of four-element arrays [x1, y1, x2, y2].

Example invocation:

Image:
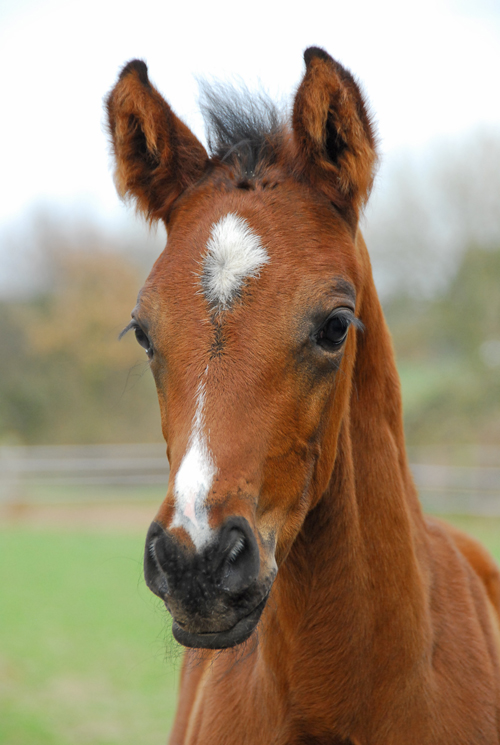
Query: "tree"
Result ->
[[0, 219, 163, 445]]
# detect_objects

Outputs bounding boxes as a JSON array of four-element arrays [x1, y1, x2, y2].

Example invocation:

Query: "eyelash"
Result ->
[[120, 321, 154, 360]]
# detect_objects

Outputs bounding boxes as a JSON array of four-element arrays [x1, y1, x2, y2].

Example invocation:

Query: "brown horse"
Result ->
[[106, 48, 500, 744]]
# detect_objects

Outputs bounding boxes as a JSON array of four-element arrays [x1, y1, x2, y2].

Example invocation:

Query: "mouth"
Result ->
[[171, 594, 269, 649]]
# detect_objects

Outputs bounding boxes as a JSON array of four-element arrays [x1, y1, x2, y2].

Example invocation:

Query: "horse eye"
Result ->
[[134, 326, 153, 359], [317, 313, 350, 348]]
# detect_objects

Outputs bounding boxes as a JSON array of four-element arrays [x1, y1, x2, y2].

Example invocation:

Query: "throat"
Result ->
[[260, 412, 427, 735]]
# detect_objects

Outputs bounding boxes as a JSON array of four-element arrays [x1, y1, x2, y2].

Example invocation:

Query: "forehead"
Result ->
[[142, 177, 361, 311]]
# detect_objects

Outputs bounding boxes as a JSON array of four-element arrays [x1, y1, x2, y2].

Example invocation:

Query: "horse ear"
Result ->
[[106, 60, 208, 223], [292, 47, 378, 226]]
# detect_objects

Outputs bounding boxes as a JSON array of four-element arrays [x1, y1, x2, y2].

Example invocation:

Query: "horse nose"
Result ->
[[144, 516, 260, 601]]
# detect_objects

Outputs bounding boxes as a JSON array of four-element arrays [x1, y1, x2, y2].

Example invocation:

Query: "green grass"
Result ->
[[2, 517, 500, 744], [0, 529, 183, 745], [398, 359, 463, 412]]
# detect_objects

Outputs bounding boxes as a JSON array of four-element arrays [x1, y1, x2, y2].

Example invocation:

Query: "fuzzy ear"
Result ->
[[106, 60, 208, 222], [292, 47, 378, 226]]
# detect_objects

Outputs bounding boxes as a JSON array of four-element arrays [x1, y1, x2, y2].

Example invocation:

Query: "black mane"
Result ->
[[199, 81, 286, 178]]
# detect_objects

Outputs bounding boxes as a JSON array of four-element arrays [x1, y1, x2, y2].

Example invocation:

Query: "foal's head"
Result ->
[[107, 48, 377, 649]]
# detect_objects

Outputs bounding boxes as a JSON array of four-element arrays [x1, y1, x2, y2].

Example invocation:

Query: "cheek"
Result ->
[[292, 358, 343, 441], [152, 377, 169, 440], [258, 380, 333, 506], [257, 367, 347, 544]]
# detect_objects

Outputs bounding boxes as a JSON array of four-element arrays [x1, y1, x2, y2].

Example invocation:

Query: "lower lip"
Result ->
[[171, 595, 268, 650]]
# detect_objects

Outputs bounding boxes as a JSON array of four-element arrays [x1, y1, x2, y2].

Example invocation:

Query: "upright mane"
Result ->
[[199, 82, 286, 178]]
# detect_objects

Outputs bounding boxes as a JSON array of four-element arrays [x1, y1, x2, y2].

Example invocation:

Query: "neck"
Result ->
[[259, 264, 431, 737]]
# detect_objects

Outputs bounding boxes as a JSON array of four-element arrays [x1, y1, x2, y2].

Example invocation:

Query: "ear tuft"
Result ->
[[119, 59, 150, 87], [303, 46, 332, 67]]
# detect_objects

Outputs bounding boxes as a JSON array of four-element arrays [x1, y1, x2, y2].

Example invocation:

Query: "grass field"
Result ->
[[0, 526, 182, 745], [2, 515, 500, 744]]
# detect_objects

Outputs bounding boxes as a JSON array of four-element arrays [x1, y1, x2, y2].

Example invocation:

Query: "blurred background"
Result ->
[[1, 0, 499, 742]]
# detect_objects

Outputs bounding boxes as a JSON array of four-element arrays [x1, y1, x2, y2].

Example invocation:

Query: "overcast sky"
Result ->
[[1, 0, 499, 233]]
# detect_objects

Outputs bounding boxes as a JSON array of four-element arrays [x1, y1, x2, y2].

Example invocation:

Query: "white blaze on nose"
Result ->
[[171, 384, 216, 551], [202, 213, 269, 309]]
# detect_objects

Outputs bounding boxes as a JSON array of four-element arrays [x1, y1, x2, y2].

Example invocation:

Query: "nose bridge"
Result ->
[[204, 361, 274, 475], [162, 365, 266, 553], [166, 375, 216, 551]]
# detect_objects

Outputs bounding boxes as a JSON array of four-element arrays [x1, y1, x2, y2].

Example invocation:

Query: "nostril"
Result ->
[[148, 539, 157, 562], [226, 530, 246, 565], [149, 540, 170, 592], [144, 531, 170, 599], [218, 522, 260, 595]]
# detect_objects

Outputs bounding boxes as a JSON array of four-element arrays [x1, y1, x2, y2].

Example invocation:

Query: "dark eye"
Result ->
[[316, 311, 351, 349], [134, 326, 153, 359]]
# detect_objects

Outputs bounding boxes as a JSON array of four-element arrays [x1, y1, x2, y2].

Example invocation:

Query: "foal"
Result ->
[[106, 47, 500, 744]]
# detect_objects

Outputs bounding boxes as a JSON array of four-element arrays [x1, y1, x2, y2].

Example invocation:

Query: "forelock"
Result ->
[[199, 81, 286, 178]]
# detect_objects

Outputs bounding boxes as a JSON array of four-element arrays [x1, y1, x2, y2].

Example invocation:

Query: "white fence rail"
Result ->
[[0, 444, 169, 503], [411, 463, 500, 515], [1, 444, 500, 515]]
